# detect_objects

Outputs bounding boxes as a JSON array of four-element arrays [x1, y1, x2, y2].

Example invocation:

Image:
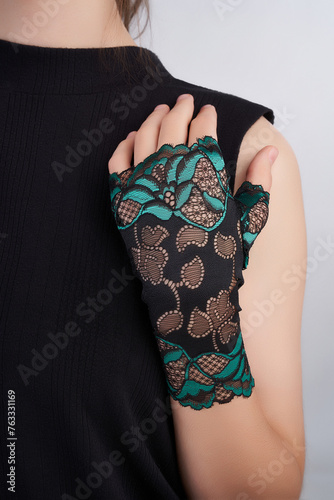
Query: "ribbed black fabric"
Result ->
[[0, 39, 274, 500]]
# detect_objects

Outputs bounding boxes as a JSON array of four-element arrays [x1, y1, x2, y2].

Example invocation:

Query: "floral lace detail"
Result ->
[[126, 216, 249, 408], [109, 136, 232, 231], [109, 136, 270, 409]]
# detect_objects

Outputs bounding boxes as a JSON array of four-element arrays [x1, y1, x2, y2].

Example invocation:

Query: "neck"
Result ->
[[0, 0, 137, 48]]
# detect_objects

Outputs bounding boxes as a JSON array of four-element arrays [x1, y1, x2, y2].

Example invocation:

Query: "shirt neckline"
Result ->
[[0, 38, 171, 95]]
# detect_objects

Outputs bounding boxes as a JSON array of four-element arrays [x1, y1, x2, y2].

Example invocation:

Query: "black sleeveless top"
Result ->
[[0, 39, 274, 499]]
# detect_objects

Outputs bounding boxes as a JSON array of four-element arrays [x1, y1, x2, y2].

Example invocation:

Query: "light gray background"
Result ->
[[134, 1, 334, 498]]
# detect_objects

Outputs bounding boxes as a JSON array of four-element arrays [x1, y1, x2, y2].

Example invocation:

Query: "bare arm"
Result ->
[[171, 117, 306, 499]]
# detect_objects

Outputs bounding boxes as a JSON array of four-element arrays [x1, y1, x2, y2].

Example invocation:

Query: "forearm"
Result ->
[[171, 388, 304, 499]]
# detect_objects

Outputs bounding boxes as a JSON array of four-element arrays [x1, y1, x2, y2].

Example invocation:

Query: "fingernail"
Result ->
[[201, 104, 215, 110], [268, 147, 279, 165], [154, 104, 168, 110], [177, 94, 193, 102]]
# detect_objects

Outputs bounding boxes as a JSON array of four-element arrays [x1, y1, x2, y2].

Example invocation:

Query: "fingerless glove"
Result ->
[[109, 136, 269, 410]]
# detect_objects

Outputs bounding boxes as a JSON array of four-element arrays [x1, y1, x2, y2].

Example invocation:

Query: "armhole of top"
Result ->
[[217, 98, 275, 195]]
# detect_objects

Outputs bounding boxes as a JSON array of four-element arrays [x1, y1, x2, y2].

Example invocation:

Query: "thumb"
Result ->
[[244, 145, 279, 194], [233, 146, 279, 269]]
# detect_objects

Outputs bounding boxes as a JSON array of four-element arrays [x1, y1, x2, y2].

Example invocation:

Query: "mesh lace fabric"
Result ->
[[109, 136, 270, 410]]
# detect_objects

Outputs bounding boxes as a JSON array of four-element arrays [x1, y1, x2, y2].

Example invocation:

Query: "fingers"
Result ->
[[188, 104, 217, 146], [156, 96, 218, 150], [134, 104, 170, 166], [245, 145, 279, 194], [157, 94, 194, 149], [108, 131, 136, 175], [108, 95, 219, 179]]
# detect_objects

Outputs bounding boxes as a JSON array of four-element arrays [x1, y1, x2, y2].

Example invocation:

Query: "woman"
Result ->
[[0, 1, 306, 498]]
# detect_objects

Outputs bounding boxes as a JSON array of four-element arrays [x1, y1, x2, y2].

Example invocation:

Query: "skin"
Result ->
[[1, 2, 306, 498], [0, 0, 136, 48]]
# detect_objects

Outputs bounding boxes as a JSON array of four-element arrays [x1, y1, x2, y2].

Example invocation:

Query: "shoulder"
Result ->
[[163, 74, 275, 126], [151, 54, 275, 125], [236, 116, 302, 193], [237, 117, 306, 256], [237, 114, 306, 283]]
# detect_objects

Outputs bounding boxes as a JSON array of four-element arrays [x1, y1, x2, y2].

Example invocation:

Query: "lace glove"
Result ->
[[109, 136, 270, 410]]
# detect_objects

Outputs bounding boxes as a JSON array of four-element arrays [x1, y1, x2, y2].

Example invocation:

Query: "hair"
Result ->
[[115, 0, 150, 35], [98, 0, 152, 82]]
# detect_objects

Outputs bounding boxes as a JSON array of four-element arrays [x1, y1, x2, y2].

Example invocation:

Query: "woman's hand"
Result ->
[[107, 94, 279, 410], [108, 93, 278, 195]]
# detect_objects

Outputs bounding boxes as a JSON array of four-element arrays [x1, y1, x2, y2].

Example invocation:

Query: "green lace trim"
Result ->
[[157, 329, 254, 410]]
